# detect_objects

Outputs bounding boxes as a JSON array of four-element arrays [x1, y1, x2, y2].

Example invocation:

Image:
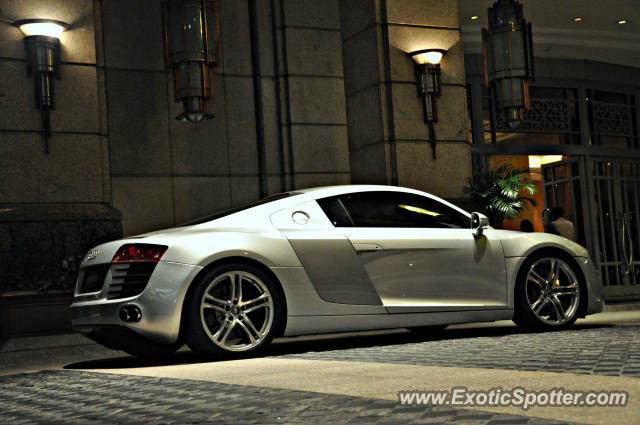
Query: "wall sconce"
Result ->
[[163, 0, 220, 123], [482, 0, 534, 127], [14, 19, 68, 153], [409, 48, 446, 159]]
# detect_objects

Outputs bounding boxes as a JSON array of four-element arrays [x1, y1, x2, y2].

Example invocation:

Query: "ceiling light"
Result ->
[[617, 19, 628, 24], [470, 15, 479, 20], [572, 17, 583, 22]]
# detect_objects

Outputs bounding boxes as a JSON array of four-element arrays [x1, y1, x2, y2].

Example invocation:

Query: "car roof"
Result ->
[[296, 184, 428, 198], [294, 185, 471, 216]]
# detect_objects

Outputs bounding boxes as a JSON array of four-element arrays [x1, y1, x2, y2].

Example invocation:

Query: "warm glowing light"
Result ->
[[15, 20, 67, 39], [572, 17, 583, 22], [398, 204, 440, 217], [470, 15, 479, 20], [528, 155, 564, 169], [617, 19, 628, 25], [410, 50, 445, 65]]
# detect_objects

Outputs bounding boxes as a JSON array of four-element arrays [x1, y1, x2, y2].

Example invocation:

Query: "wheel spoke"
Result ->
[[203, 295, 228, 313], [245, 299, 272, 314], [549, 295, 566, 321], [215, 320, 235, 343], [233, 273, 243, 302], [553, 283, 579, 296], [238, 292, 270, 307], [533, 297, 548, 315], [530, 294, 545, 313], [242, 314, 265, 341], [236, 318, 258, 344], [528, 269, 547, 287], [548, 259, 560, 282]]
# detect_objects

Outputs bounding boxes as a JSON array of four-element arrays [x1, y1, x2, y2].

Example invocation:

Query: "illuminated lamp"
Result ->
[[408, 48, 447, 159], [14, 19, 69, 153]]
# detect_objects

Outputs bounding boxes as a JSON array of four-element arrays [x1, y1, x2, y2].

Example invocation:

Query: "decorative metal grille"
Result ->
[[494, 99, 570, 132], [591, 103, 633, 136]]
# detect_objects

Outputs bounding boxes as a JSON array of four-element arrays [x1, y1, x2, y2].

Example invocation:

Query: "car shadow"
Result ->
[[64, 322, 611, 371]]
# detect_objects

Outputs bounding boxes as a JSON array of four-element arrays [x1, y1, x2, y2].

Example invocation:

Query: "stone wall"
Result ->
[[340, 0, 472, 201], [0, 0, 474, 292]]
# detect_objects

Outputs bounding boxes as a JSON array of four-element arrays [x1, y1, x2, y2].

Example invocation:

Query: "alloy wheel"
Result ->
[[199, 271, 274, 352], [524, 257, 580, 325]]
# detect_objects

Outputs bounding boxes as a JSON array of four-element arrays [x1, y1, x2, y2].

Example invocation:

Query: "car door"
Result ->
[[316, 190, 508, 313]]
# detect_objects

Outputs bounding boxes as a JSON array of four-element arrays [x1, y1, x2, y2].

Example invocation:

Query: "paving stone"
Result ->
[[277, 326, 640, 378], [0, 370, 581, 425]]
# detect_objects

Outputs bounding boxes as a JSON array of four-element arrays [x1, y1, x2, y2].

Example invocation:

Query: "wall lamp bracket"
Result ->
[[409, 49, 447, 159], [14, 19, 68, 153]]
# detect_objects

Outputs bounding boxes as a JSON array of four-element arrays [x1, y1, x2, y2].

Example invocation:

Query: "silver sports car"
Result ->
[[71, 185, 604, 356]]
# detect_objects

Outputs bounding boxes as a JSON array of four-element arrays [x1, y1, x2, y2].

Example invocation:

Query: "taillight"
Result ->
[[111, 244, 168, 263]]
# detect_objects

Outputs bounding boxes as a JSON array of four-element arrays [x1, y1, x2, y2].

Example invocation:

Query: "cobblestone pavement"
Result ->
[[276, 326, 640, 377], [0, 370, 580, 425]]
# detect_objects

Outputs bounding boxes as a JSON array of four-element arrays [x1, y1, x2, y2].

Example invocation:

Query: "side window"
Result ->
[[320, 191, 469, 228], [317, 197, 354, 227]]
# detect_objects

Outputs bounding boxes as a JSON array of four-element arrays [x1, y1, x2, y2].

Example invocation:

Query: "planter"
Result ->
[[0, 291, 74, 340]]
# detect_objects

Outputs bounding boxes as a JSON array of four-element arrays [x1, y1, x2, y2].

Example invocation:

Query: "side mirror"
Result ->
[[471, 212, 489, 238]]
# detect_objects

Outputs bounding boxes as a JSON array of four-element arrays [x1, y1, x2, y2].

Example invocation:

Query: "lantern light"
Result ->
[[163, 0, 220, 123], [13, 19, 69, 153], [409, 49, 447, 159], [482, 0, 535, 127]]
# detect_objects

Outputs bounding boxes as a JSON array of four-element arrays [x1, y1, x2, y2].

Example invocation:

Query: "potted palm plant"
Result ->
[[466, 164, 537, 228]]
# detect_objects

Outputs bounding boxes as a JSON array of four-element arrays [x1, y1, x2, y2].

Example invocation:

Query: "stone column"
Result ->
[[340, 0, 471, 200], [260, 0, 352, 192]]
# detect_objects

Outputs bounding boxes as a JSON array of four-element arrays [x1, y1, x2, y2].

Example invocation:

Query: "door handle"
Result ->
[[352, 243, 382, 253], [625, 212, 635, 276], [619, 212, 633, 276]]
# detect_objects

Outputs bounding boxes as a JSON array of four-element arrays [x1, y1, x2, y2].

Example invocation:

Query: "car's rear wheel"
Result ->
[[184, 263, 282, 356], [513, 253, 582, 330]]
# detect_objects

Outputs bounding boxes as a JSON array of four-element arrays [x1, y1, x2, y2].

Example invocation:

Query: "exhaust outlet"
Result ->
[[118, 305, 142, 323]]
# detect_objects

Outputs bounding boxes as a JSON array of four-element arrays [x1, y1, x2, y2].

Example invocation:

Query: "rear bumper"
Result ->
[[71, 261, 202, 344]]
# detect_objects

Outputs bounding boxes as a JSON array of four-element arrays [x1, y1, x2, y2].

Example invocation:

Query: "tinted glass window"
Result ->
[[317, 197, 353, 227], [319, 191, 469, 229]]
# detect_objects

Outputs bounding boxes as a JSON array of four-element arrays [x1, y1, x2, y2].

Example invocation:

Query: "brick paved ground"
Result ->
[[0, 370, 580, 425], [276, 326, 640, 377]]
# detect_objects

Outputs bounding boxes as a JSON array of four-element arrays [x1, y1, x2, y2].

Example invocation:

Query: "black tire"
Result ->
[[184, 263, 283, 356], [513, 252, 583, 330], [407, 324, 448, 334]]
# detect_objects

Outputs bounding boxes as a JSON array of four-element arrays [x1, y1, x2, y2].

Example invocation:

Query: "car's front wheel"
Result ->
[[184, 263, 282, 355], [513, 253, 582, 330]]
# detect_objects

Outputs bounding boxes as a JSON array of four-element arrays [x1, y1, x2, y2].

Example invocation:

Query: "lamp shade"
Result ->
[[14, 19, 68, 39], [409, 49, 447, 66]]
